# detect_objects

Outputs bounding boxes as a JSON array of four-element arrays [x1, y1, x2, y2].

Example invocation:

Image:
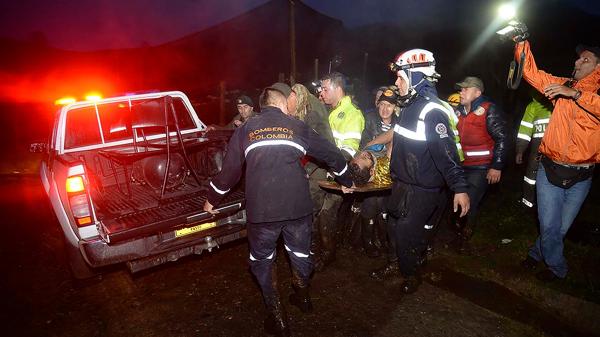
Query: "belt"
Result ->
[[546, 156, 594, 169]]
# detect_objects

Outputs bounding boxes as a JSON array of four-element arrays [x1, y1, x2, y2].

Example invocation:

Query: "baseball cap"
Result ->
[[377, 86, 399, 105], [267, 82, 292, 98], [455, 76, 485, 93], [576, 44, 600, 59], [236, 95, 254, 107]]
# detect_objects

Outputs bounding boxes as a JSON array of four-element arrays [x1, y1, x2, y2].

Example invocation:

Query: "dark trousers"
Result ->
[[247, 215, 313, 299], [389, 181, 446, 277], [522, 140, 542, 208], [463, 167, 489, 230]]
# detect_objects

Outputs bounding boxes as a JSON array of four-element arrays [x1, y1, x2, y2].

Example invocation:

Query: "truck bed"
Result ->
[[97, 182, 245, 243]]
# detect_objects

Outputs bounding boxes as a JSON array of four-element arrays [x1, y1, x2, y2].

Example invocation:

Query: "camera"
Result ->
[[496, 20, 529, 42]]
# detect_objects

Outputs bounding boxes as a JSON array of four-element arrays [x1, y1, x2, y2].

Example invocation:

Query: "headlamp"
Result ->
[[311, 81, 323, 94]]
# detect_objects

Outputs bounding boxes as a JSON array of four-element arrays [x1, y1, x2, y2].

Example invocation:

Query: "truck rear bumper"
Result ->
[[81, 210, 246, 271]]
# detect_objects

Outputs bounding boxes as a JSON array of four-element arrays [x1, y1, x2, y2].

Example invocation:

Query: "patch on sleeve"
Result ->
[[435, 123, 448, 138]]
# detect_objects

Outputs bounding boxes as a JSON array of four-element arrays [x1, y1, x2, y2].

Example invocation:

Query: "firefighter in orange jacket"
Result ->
[[516, 41, 600, 282]]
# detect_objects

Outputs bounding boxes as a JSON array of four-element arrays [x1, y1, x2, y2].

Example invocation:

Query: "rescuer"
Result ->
[[203, 85, 353, 337], [384, 49, 470, 293]]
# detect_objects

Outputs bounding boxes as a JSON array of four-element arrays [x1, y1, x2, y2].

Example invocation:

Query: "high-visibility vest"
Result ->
[[458, 102, 494, 166], [328, 96, 365, 157], [517, 99, 551, 143], [440, 101, 465, 162]]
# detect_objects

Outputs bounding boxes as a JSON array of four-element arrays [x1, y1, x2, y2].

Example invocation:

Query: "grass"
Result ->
[[438, 166, 600, 305]]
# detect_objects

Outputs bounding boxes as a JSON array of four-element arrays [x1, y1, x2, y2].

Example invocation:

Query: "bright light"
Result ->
[[85, 92, 103, 101], [66, 176, 85, 193], [54, 97, 76, 105], [498, 3, 516, 20]]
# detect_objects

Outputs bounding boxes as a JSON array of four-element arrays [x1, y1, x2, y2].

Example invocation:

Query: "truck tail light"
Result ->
[[66, 176, 85, 193], [66, 165, 93, 227]]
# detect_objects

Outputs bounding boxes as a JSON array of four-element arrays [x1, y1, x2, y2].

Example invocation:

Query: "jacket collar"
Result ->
[[577, 66, 600, 92], [460, 95, 487, 115], [260, 106, 285, 115]]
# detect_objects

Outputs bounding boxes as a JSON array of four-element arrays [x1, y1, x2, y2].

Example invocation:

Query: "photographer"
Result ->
[[515, 39, 600, 282]]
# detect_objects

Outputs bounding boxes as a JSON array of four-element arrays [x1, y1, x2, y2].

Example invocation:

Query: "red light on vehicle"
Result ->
[[66, 176, 85, 193], [85, 92, 103, 101], [55, 97, 76, 105]]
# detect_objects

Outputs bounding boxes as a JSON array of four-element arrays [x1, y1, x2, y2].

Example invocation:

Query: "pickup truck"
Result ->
[[33, 91, 246, 278]]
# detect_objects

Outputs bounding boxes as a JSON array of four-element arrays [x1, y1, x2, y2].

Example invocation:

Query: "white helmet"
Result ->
[[390, 49, 439, 79]]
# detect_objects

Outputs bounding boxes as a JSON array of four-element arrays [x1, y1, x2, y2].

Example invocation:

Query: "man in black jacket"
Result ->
[[387, 49, 470, 293], [204, 85, 353, 337]]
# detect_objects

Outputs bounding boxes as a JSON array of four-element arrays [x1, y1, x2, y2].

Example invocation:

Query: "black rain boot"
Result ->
[[264, 295, 291, 337], [289, 284, 313, 313], [316, 209, 337, 271], [400, 274, 422, 294], [361, 218, 380, 258], [348, 212, 363, 250]]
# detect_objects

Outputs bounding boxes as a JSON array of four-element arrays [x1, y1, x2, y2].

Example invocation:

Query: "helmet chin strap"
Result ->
[[397, 70, 422, 106]]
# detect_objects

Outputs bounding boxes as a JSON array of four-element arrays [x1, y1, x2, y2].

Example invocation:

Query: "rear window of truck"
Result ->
[[64, 96, 196, 149]]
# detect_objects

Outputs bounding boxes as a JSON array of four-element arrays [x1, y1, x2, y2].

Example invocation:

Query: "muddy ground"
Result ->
[[1, 175, 599, 337]]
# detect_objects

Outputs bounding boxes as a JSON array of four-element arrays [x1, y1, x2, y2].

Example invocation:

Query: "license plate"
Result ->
[[175, 222, 216, 238]]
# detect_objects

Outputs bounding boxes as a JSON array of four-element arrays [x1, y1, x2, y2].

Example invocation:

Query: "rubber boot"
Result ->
[[348, 212, 363, 251], [289, 284, 313, 313], [316, 208, 337, 271], [400, 274, 422, 294], [374, 213, 389, 252], [361, 218, 380, 258], [263, 294, 291, 337]]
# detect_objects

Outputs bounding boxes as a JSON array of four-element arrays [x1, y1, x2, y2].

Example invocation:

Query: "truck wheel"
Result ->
[[64, 239, 98, 280]]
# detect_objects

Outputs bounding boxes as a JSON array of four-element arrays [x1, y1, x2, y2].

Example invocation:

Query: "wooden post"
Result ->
[[289, 0, 296, 85], [219, 81, 226, 125], [362, 52, 369, 84]]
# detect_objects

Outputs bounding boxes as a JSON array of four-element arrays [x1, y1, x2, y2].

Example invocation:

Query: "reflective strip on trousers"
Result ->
[[521, 198, 534, 208], [524, 176, 536, 185], [284, 244, 309, 258], [249, 251, 275, 261], [210, 181, 230, 195]]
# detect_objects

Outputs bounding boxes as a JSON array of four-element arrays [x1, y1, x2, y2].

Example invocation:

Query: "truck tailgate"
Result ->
[[99, 189, 245, 243]]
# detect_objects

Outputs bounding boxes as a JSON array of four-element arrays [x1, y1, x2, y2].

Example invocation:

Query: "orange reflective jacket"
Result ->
[[515, 41, 600, 164]]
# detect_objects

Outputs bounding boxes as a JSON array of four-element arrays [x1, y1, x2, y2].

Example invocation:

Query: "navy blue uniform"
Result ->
[[207, 106, 352, 298], [389, 93, 468, 277]]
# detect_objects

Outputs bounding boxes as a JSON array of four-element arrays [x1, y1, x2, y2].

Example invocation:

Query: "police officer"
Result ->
[[516, 94, 551, 208], [203, 85, 352, 337], [313, 72, 365, 269], [386, 49, 470, 294]]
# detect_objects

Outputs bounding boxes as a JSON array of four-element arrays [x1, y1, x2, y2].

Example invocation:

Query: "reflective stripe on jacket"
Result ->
[[207, 106, 352, 223], [458, 101, 494, 166], [516, 41, 600, 164], [390, 94, 468, 193], [516, 98, 551, 155]]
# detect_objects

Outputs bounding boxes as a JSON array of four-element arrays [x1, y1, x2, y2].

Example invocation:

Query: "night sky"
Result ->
[[2, 0, 599, 51]]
